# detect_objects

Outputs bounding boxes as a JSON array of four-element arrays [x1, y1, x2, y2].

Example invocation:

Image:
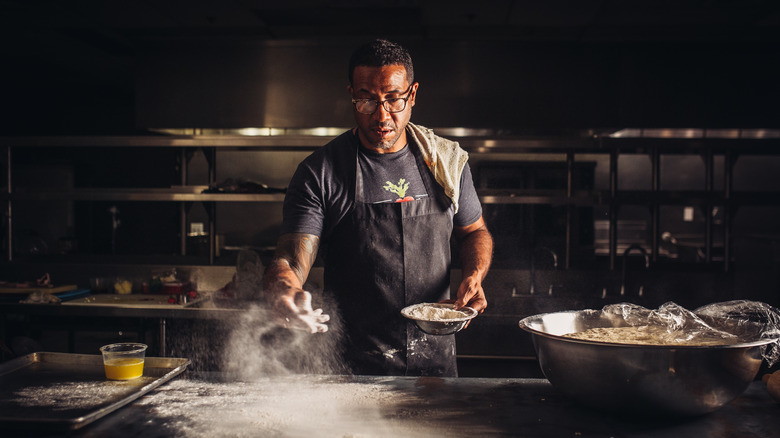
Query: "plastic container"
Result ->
[[99, 343, 148, 380]]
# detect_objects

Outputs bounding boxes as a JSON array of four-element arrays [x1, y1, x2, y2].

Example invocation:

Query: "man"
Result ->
[[262, 39, 493, 377]]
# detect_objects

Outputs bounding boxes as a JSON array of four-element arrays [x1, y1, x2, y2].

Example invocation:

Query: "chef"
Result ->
[[262, 38, 493, 376]]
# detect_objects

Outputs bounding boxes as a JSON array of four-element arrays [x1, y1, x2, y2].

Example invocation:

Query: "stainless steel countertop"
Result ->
[[11, 375, 779, 438]]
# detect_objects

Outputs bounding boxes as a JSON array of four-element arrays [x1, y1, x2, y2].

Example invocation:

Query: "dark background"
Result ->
[[1, 0, 778, 134], [2, 1, 780, 367]]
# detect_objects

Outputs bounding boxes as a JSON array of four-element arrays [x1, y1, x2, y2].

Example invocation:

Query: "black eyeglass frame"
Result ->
[[351, 84, 415, 115]]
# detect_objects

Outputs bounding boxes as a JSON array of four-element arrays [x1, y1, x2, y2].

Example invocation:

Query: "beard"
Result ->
[[371, 121, 403, 150]]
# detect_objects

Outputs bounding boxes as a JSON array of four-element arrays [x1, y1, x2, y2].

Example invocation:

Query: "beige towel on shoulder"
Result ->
[[407, 122, 469, 213]]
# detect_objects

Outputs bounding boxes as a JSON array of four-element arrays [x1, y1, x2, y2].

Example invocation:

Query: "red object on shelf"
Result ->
[[161, 281, 191, 294]]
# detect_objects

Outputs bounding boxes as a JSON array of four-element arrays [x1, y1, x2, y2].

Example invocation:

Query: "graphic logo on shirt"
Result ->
[[383, 178, 414, 202]]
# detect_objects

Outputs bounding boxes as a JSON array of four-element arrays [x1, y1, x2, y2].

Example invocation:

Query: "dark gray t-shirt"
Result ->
[[359, 143, 429, 204], [282, 130, 482, 239]]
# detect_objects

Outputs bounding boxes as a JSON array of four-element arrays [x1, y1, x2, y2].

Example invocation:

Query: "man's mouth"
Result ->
[[374, 126, 394, 138]]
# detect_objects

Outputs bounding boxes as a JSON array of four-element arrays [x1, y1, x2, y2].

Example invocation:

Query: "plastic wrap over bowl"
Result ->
[[519, 304, 779, 416]]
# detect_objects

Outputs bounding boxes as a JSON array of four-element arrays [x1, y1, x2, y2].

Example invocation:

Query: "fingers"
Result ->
[[455, 278, 488, 314], [293, 313, 329, 333], [284, 313, 329, 333], [294, 290, 314, 312], [311, 308, 330, 322], [467, 295, 488, 314], [302, 318, 329, 333], [283, 290, 330, 333]]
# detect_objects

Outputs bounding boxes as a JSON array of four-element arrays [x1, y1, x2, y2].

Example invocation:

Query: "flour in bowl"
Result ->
[[408, 305, 469, 321], [563, 325, 740, 346]]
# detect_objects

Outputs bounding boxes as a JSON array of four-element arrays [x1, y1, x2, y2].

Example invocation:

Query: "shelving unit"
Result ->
[[2, 130, 780, 364], [1, 131, 779, 273], [0, 136, 313, 266]]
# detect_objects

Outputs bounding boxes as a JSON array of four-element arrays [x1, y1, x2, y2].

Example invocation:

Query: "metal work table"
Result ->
[[9, 375, 779, 438]]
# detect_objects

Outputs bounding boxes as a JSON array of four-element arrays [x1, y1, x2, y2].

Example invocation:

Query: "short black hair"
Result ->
[[348, 38, 414, 86]]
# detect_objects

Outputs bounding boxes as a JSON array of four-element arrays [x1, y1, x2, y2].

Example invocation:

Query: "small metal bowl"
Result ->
[[519, 310, 778, 416], [401, 303, 478, 336]]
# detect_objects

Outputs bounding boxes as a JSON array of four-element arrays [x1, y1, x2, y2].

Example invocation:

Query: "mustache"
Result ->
[[373, 122, 396, 130]]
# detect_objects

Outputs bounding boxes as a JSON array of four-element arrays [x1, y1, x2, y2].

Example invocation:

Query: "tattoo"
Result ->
[[298, 235, 316, 261], [275, 233, 320, 285]]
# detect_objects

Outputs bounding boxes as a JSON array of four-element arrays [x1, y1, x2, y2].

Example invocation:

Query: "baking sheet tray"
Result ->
[[62, 293, 206, 308], [0, 352, 190, 431]]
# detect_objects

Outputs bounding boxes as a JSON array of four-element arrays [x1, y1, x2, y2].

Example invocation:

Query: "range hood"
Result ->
[[135, 40, 780, 132]]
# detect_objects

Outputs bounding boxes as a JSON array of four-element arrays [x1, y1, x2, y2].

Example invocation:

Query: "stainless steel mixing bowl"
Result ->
[[519, 310, 778, 416]]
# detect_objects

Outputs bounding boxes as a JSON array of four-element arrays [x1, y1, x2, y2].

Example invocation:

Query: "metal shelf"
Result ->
[[3, 131, 780, 269], [481, 190, 780, 206], [0, 135, 332, 150], [478, 190, 602, 206], [5, 188, 286, 202], [2, 133, 778, 153], [6, 188, 774, 206]]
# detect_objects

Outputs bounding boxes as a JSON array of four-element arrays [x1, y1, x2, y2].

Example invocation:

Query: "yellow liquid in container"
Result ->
[[104, 358, 144, 380]]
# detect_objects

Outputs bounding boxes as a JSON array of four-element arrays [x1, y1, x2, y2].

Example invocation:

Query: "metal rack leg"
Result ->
[[159, 318, 166, 357]]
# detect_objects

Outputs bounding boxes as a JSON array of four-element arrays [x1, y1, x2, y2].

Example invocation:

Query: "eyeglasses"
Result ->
[[351, 85, 414, 115]]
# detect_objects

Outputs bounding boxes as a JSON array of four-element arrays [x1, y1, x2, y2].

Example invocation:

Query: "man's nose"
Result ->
[[372, 102, 392, 121]]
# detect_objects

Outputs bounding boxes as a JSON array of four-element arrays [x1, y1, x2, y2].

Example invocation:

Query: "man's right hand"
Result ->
[[273, 289, 330, 333], [263, 233, 328, 334]]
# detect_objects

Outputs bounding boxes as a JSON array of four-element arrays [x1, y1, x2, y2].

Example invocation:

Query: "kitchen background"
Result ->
[[1, 0, 779, 375]]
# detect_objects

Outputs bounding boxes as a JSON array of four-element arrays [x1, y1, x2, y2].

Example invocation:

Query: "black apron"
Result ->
[[324, 135, 457, 376]]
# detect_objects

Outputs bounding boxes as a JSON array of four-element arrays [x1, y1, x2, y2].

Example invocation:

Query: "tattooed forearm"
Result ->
[[273, 233, 320, 285]]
